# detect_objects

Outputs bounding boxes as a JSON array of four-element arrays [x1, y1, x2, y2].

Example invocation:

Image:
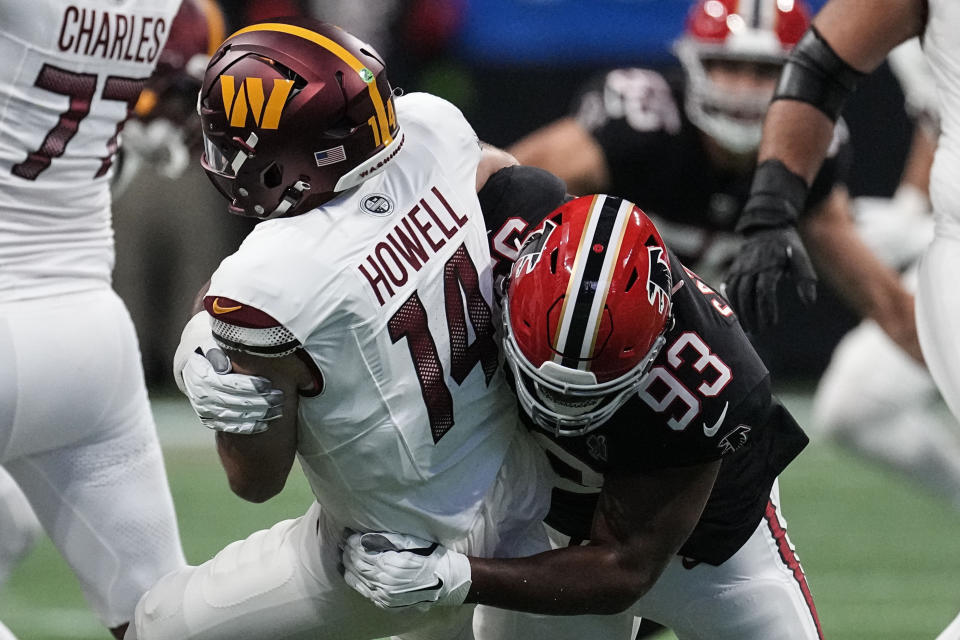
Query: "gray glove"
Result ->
[[173, 312, 284, 434], [341, 532, 472, 612]]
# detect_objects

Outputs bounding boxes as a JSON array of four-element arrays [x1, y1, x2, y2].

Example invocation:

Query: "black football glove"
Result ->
[[724, 160, 817, 333]]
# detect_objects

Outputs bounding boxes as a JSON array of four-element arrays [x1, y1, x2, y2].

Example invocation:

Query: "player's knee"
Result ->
[[132, 568, 194, 639]]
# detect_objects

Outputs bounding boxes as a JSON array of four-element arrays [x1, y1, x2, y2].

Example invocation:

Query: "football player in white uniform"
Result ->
[[131, 18, 609, 640], [813, 41, 960, 508], [0, 1, 187, 638], [719, 0, 960, 636]]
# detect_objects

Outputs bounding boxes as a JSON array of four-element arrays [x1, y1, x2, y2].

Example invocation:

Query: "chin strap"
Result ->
[[263, 179, 311, 218]]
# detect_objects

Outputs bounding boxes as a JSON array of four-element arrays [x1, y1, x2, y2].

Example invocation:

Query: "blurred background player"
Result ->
[[110, 0, 243, 388], [507, 0, 960, 511], [0, 0, 192, 637], [508, 0, 920, 364]]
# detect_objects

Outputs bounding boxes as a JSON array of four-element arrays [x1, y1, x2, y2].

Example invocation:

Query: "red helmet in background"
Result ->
[[503, 195, 673, 436], [134, 0, 225, 125], [673, 0, 811, 154], [115, 0, 225, 193], [198, 17, 402, 219]]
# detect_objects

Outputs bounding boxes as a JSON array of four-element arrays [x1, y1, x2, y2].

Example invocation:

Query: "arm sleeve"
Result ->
[[203, 295, 300, 358], [478, 165, 569, 226]]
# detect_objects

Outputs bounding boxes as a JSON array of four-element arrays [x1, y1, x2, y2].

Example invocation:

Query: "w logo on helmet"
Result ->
[[646, 238, 671, 314], [219, 75, 295, 129]]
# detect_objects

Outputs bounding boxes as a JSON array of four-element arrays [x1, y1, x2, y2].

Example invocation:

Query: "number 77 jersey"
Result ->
[[0, 0, 181, 301], [205, 93, 522, 547]]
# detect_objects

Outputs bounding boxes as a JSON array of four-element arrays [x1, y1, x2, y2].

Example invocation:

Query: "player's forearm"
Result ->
[[466, 544, 660, 615], [802, 203, 923, 362], [215, 351, 303, 502], [757, 101, 836, 187]]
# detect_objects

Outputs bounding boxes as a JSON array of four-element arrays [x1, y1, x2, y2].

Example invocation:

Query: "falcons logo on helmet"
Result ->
[[514, 218, 559, 276], [646, 237, 671, 314]]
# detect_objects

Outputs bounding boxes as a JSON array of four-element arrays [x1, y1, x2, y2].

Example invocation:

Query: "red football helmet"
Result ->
[[134, 0, 225, 125], [673, 0, 811, 153], [198, 18, 402, 219], [115, 0, 225, 193], [503, 195, 673, 436]]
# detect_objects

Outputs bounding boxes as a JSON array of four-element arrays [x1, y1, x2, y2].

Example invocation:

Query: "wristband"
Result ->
[[736, 159, 810, 232]]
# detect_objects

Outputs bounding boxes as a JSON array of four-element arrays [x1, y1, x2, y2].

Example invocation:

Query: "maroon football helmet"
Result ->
[[198, 17, 403, 219], [503, 195, 673, 436]]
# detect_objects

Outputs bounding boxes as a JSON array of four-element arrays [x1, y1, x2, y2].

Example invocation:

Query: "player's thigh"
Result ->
[[918, 236, 960, 421], [633, 486, 822, 640], [0, 287, 153, 459], [473, 605, 633, 640], [5, 420, 184, 627], [135, 502, 470, 640]]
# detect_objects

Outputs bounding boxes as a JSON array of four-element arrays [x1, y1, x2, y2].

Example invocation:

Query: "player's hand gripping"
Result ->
[[341, 532, 472, 612], [173, 312, 284, 434], [725, 160, 817, 332]]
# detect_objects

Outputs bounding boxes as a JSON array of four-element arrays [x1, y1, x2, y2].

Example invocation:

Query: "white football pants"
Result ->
[[917, 215, 960, 640], [128, 427, 617, 640], [480, 481, 822, 640], [0, 287, 185, 627]]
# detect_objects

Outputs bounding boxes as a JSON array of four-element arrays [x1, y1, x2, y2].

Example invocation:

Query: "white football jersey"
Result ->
[[0, 0, 181, 301], [207, 93, 520, 547], [925, 0, 960, 228]]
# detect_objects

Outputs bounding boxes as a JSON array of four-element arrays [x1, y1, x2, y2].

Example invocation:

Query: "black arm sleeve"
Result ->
[[478, 165, 569, 228]]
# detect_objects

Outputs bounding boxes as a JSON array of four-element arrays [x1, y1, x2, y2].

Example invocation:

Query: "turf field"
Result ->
[[2, 387, 959, 640]]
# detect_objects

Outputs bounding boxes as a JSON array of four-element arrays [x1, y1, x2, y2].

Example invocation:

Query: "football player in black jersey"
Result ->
[[341, 176, 822, 640], [508, 0, 920, 361]]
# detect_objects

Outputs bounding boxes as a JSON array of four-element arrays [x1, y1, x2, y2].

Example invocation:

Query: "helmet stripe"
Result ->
[[585, 198, 634, 360], [554, 195, 625, 370], [751, 0, 764, 28], [228, 23, 393, 146], [551, 194, 598, 357]]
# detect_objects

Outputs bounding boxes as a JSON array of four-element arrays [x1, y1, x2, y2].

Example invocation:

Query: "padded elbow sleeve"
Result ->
[[478, 165, 569, 223], [773, 26, 865, 122]]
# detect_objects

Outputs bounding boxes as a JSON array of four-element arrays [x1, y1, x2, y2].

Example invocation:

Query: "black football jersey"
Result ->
[[481, 166, 809, 565], [571, 67, 851, 232]]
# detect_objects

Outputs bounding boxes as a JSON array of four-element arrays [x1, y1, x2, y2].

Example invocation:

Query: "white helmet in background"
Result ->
[[673, 0, 810, 154]]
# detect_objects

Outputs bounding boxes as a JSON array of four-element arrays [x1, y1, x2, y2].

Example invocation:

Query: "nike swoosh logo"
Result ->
[[211, 298, 242, 314], [702, 401, 729, 437], [408, 577, 443, 593]]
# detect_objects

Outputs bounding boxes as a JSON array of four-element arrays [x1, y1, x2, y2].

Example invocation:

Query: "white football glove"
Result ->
[[173, 311, 284, 435], [341, 532, 472, 612]]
